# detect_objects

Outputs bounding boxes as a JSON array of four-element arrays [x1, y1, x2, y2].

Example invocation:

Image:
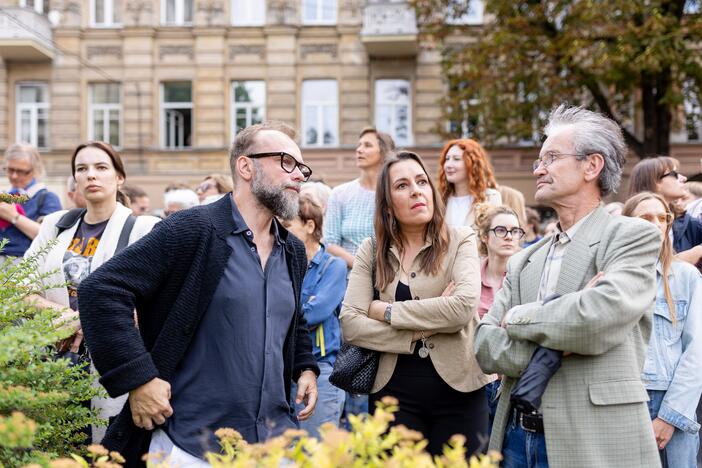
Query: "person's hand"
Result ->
[[128, 378, 173, 430], [295, 370, 318, 421], [652, 417, 675, 450], [441, 281, 455, 297], [584, 271, 604, 289], [57, 309, 81, 333], [0, 202, 17, 221]]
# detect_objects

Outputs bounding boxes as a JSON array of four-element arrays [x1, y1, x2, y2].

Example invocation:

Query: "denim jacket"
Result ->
[[301, 244, 347, 364], [641, 260, 702, 434]]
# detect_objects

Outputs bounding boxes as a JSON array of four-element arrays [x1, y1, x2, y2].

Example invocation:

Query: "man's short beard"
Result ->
[[251, 162, 299, 220]]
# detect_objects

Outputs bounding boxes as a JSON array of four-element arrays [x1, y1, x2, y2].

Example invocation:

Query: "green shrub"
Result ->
[[0, 240, 102, 466]]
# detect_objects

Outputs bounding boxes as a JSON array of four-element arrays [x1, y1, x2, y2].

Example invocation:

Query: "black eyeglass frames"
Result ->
[[246, 152, 313, 182], [489, 226, 526, 239]]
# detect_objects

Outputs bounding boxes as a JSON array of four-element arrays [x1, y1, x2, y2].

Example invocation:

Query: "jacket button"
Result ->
[[410, 272, 416, 278], [428, 343, 435, 349]]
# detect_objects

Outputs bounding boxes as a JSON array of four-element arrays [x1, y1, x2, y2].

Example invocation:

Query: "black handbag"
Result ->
[[329, 239, 380, 395]]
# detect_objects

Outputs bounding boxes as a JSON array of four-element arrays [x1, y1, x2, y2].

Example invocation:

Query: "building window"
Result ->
[[232, 81, 265, 137], [91, 0, 122, 26], [301, 80, 338, 147], [302, 0, 336, 25], [375, 79, 412, 146], [446, 0, 484, 25], [89, 83, 121, 147], [231, 0, 265, 26], [161, 82, 192, 148], [16, 83, 49, 149], [683, 81, 701, 141], [447, 82, 480, 139], [162, 0, 193, 25], [19, 0, 48, 14]]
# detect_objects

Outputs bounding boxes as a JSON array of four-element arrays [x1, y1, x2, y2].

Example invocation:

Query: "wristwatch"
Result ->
[[383, 303, 393, 324]]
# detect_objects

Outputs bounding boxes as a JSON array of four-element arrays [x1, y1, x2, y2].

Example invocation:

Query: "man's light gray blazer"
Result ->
[[474, 207, 662, 468]]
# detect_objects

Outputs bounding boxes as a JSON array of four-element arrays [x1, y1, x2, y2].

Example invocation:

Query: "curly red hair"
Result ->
[[438, 139, 497, 204]]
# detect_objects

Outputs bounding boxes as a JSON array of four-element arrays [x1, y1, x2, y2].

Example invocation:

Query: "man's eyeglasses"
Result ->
[[4, 166, 32, 176], [638, 213, 674, 225], [659, 170, 679, 180], [489, 226, 526, 239], [247, 152, 312, 182], [532, 152, 587, 171]]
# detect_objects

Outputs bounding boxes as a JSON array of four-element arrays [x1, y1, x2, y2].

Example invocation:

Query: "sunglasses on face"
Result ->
[[196, 182, 214, 193], [247, 152, 312, 182], [489, 226, 526, 240], [659, 170, 680, 180]]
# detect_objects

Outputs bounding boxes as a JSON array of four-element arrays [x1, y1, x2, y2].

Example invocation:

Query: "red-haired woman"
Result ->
[[438, 139, 502, 227], [24, 141, 160, 442]]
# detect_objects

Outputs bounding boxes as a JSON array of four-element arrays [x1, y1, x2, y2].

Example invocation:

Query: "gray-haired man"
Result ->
[[474, 105, 661, 468]]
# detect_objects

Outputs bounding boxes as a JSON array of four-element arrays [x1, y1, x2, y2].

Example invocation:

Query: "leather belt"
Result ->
[[513, 407, 544, 433]]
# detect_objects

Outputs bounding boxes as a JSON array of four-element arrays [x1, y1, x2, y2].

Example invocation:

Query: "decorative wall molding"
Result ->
[[300, 44, 338, 59], [229, 45, 266, 60], [159, 45, 194, 60], [86, 45, 123, 60]]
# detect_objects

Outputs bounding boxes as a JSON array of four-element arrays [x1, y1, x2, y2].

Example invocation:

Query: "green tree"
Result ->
[[0, 238, 101, 466], [412, 0, 702, 157]]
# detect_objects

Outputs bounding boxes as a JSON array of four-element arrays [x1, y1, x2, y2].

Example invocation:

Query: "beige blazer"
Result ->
[[474, 207, 661, 468], [340, 225, 494, 394]]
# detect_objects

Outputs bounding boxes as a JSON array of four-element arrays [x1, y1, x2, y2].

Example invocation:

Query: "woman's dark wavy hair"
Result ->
[[71, 141, 130, 207], [374, 151, 449, 290]]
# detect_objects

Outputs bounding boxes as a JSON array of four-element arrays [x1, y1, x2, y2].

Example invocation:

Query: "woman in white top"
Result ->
[[438, 138, 502, 227], [24, 141, 160, 442]]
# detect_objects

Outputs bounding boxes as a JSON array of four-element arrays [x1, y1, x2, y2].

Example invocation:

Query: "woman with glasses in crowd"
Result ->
[[0, 143, 62, 261], [340, 151, 492, 457], [629, 157, 702, 269], [622, 192, 702, 468], [438, 139, 501, 228], [283, 194, 347, 437], [195, 173, 234, 205], [473, 203, 524, 433], [24, 141, 160, 442]]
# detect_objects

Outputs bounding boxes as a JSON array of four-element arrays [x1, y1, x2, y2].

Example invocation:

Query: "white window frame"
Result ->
[[15, 82, 49, 149], [19, 0, 47, 14], [375, 79, 413, 146], [301, 79, 339, 148], [90, 0, 122, 27], [161, 0, 193, 25], [88, 83, 122, 147], [231, 0, 266, 26], [446, 0, 484, 25], [231, 80, 266, 139], [301, 0, 337, 25], [160, 82, 193, 149]]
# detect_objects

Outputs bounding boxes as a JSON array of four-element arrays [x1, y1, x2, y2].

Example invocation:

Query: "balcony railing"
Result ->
[[0, 7, 54, 61], [360, 1, 418, 57]]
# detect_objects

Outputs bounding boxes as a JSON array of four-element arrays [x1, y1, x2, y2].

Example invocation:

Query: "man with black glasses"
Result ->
[[79, 121, 319, 467]]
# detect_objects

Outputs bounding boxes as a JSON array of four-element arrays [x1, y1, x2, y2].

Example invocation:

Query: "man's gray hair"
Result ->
[[544, 105, 626, 196], [229, 121, 297, 179]]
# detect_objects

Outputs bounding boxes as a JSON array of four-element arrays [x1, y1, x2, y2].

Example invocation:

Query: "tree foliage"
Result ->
[[412, 0, 702, 157]]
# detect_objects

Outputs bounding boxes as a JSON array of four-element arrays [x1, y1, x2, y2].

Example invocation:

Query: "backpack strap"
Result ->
[[35, 189, 47, 214], [56, 208, 87, 236], [115, 215, 137, 253]]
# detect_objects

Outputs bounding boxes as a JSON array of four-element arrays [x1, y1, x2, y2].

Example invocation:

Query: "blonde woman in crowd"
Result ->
[[196, 173, 234, 204], [622, 192, 702, 467], [340, 151, 492, 456], [438, 138, 501, 227], [24, 141, 160, 442], [473, 203, 524, 433]]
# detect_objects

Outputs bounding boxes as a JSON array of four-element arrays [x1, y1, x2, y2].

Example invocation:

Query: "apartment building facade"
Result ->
[[0, 0, 700, 206]]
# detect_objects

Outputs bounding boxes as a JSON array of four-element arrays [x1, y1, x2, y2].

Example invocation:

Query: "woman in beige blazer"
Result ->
[[339, 151, 493, 456]]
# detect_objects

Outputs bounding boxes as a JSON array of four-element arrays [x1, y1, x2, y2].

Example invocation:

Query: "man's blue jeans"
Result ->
[[648, 390, 700, 468], [292, 360, 345, 438], [501, 410, 549, 468]]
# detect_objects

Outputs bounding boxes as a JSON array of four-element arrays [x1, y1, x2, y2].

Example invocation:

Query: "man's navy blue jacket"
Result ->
[[79, 195, 319, 466]]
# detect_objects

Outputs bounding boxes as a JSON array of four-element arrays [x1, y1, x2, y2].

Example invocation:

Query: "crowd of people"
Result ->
[[1, 104, 701, 468]]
